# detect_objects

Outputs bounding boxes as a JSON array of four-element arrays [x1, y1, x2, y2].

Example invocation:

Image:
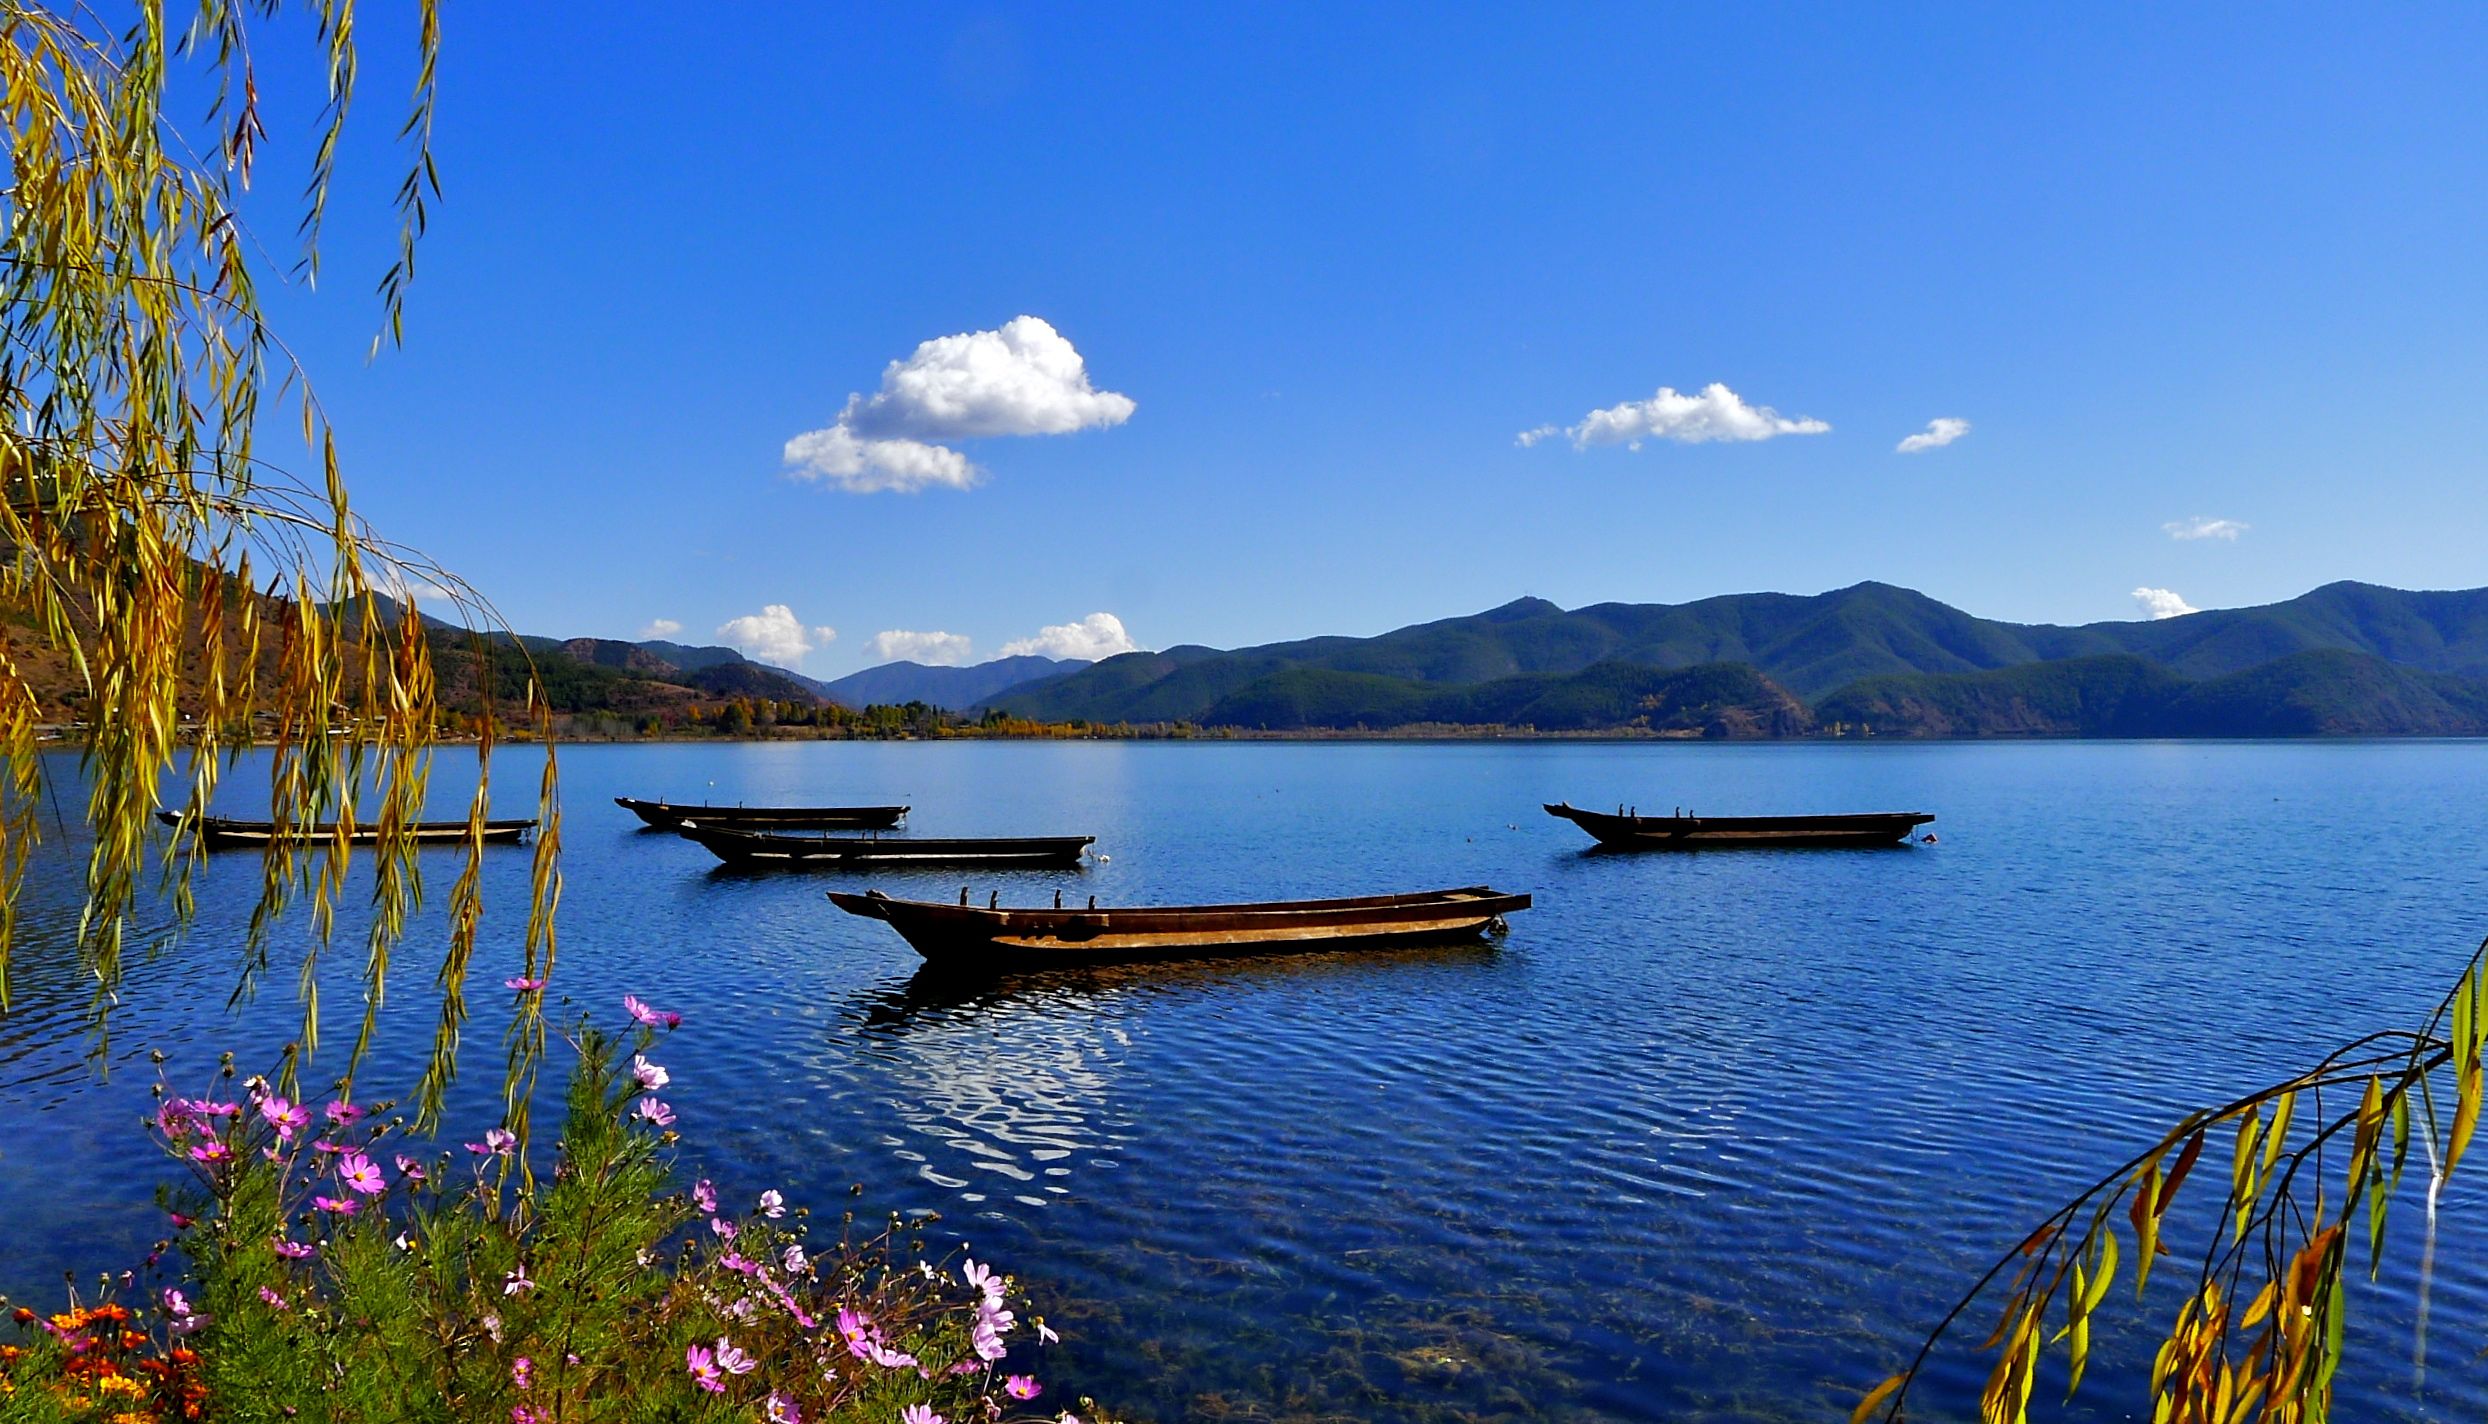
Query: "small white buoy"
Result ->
[[1096, 853, 1111, 863]]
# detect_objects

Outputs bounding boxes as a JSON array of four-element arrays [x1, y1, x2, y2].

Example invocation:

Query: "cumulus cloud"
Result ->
[[998, 612, 1143, 662], [783, 315, 1134, 493], [637, 618, 682, 640], [1520, 382, 1829, 451], [2165, 516, 2248, 542], [869, 629, 975, 666], [2131, 587, 2199, 620], [1896, 417, 1971, 453], [716, 605, 837, 667]]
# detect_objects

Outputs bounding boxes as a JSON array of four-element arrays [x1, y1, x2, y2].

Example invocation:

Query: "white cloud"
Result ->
[[1521, 382, 1829, 451], [782, 427, 978, 493], [783, 315, 1134, 493], [869, 629, 975, 666], [716, 605, 837, 667], [998, 612, 1143, 662], [1896, 417, 1971, 453], [637, 618, 682, 640], [2131, 587, 2199, 620], [2165, 516, 2248, 542]]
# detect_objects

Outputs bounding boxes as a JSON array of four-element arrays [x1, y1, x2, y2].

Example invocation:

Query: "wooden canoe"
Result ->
[[828, 885, 1531, 969], [676, 822, 1092, 867], [615, 796, 907, 830], [1544, 801, 1932, 849], [156, 811, 537, 850]]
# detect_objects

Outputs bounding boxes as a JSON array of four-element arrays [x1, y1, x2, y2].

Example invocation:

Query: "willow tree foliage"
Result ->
[[1859, 940, 2488, 1423], [0, 1, 559, 1131]]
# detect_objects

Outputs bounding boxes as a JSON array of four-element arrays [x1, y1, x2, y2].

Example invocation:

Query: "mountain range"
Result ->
[[974, 581, 2488, 737]]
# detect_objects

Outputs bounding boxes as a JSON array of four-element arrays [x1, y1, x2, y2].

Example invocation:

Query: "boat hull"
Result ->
[[677, 823, 1091, 867], [1544, 802, 1932, 849], [157, 811, 536, 850], [830, 886, 1532, 969], [615, 797, 907, 830]]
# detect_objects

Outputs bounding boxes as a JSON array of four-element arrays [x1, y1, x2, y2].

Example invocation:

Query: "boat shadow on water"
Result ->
[[847, 941, 1504, 1031]]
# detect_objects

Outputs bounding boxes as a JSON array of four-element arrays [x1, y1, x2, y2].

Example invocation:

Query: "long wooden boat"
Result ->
[[1545, 801, 1932, 849], [676, 822, 1092, 867], [156, 811, 537, 850], [828, 885, 1532, 969], [615, 796, 907, 830]]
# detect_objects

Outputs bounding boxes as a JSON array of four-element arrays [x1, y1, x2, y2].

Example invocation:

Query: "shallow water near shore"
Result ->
[[5, 738, 2487, 1420]]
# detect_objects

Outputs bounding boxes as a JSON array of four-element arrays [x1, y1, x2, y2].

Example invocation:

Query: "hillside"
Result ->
[[821, 655, 1080, 711], [990, 582, 2488, 737]]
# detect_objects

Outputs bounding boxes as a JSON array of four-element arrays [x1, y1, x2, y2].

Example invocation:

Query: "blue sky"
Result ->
[[255, 4, 2488, 675]]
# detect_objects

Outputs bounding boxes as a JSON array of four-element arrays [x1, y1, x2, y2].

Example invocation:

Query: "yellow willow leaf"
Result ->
[[2457, 969, 2477, 1074], [1850, 1373, 1907, 1424], [2263, 1090, 2296, 1180], [2065, 1308, 2092, 1399], [2450, 1058, 2482, 1178], [2241, 1278, 2278, 1328], [2132, 1163, 2164, 1297], [2085, 1230, 2119, 1315]]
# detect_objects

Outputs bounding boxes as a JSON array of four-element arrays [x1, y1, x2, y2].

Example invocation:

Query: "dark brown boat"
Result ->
[[1545, 802, 1933, 849], [676, 822, 1092, 867], [156, 811, 537, 850], [828, 885, 1532, 969], [615, 796, 907, 831]]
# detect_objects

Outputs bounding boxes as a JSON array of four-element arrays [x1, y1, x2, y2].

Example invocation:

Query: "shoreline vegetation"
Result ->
[[0, 999, 1104, 1424]]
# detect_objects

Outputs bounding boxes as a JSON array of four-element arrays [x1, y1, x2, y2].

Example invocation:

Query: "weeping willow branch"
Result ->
[[1856, 938, 2488, 1424], [0, 0, 562, 1137]]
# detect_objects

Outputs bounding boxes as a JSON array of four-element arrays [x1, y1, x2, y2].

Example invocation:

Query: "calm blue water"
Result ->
[[4, 740, 2486, 1421]]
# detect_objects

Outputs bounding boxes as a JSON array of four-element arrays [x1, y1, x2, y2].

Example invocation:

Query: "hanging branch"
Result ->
[[0, 0, 562, 1132], [1855, 937, 2488, 1424]]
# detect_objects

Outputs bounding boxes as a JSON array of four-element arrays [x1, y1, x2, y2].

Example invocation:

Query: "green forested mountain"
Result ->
[[986, 582, 2488, 736]]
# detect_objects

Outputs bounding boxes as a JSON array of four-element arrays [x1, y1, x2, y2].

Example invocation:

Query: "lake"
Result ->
[[4, 739, 2486, 1421]]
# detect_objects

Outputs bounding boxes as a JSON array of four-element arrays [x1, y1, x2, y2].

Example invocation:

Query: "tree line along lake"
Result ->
[[3, 738, 2484, 1421]]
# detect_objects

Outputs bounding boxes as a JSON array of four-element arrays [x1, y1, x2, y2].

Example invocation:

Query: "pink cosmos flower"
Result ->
[[272, 1239, 316, 1260], [631, 1096, 674, 1128], [339, 1153, 386, 1196], [685, 1343, 723, 1393], [757, 1188, 784, 1218], [623, 994, 680, 1028], [312, 1194, 359, 1215], [692, 1179, 717, 1213], [258, 1286, 289, 1311], [972, 1319, 1008, 1362], [512, 1409, 545, 1424], [963, 1257, 1003, 1308], [631, 1055, 669, 1090], [899, 1407, 945, 1424], [717, 1251, 756, 1275], [714, 1337, 756, 1376], [1037, 1320, 1059, 1345], [162, 1288, 192, 1316], [311, 1138, 345, 1156], [468, 1128, 517, 1156], [511, 1356, 533, 1389], [259, 1095, 311, 1140], [503, 1266, 533, 1295], [505, 976, 545, 992], [1006, 1375, 1042, 1400], [195, 1100, 241, 1119], [168, 1211, 195, 1229], [395, 1154, 428, 1182], [782, 1243, 808, 1273], [324, 1101, 364, 1126], [189, 1143, 232, 1164], [765, 1394, 802, 1424], [710, 1217, 736, 1241]]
